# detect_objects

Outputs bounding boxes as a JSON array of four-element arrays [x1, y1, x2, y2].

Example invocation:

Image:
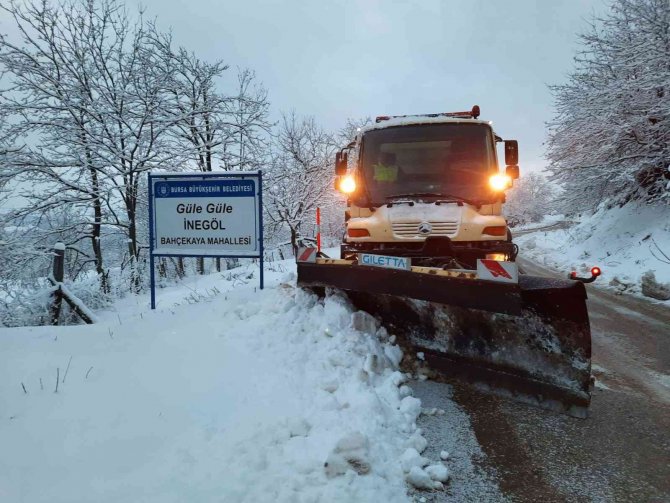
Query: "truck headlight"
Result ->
[[489, 174, 512, 191], [339, 175, 357, 194]]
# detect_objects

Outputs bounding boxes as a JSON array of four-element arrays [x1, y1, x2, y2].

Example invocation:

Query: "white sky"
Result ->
[[133, 0, 608, 173], [0, 0, 609, 178]]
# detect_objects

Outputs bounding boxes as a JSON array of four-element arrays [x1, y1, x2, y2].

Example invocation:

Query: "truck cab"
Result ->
[[335, 106, 520, 268]]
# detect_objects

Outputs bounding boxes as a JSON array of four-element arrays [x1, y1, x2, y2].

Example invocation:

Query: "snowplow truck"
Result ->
[[297, 106, 596, 417]]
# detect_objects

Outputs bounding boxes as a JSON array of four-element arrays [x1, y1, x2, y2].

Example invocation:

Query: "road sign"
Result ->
[[152, 177, 259, 256], [148, 171, 264, 308]]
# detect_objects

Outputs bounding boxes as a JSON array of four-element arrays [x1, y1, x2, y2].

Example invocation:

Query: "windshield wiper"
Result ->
[[385, 192, 442, 200], [434, 194, 482, 207], [385, 193, 482, 207], [384, 199, 415, 207], [384, 193, 444, 207]]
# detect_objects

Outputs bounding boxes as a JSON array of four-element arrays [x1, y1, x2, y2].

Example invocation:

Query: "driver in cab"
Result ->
[[373, 152, 400, 183]]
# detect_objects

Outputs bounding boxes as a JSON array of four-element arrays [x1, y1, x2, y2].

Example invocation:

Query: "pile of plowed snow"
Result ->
[[0, 264, 450, 502]]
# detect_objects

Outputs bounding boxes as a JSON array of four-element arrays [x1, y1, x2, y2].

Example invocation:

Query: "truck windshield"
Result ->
[[359, 124, 496, 203]]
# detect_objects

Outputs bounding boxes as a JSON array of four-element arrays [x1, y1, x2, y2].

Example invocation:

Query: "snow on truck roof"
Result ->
[[359, 105, 491, 134], [360, 115, 493, 134]]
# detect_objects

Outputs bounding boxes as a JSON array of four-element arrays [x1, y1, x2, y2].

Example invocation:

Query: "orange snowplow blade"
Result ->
[[297, 259, 592, 418]]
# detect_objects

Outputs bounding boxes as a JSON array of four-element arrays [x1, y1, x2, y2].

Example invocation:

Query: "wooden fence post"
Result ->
[[158, 258, 167, 279], [49, 242, 65, 325]]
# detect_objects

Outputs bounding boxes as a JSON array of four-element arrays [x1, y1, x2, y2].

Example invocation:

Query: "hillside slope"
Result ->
[[515, 205, 670, 302]]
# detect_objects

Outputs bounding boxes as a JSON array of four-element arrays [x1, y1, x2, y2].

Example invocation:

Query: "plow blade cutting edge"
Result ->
[[297, 260, 592, 418]]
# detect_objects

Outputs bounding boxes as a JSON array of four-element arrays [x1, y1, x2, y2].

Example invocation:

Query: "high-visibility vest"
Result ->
[[373, 163, 398, 182]]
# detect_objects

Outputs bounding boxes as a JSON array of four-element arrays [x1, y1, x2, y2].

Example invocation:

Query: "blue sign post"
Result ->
[[148, 171, 264, 309]]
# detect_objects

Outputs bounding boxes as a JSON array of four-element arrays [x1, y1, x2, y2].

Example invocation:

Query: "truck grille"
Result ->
[[392, 221, 459, 238]]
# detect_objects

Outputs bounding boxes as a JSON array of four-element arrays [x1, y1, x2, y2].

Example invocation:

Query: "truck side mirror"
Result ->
[[504, 140, 518, 166], [335, 151, 348, 176], [506, 165, 520, 180]]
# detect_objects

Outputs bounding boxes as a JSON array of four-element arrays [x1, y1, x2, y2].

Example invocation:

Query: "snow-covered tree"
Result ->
[[504, 172, 557, 225], [0, 0, 121, 292], [0, 0, 275, 297], [337, 117, 372, 146], [547, 0, 670, 212], [264, 113, 337, 256], [220, 69, 273, 172], [149, 31, 229, 174]]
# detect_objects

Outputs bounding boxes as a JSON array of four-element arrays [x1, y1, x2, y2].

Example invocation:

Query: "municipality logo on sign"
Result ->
[[156, 182, 170, 197]]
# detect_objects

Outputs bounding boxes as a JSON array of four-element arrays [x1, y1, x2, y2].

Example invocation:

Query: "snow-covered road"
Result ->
[[428, 257, 670, 502], [4, 223, 668, 502]]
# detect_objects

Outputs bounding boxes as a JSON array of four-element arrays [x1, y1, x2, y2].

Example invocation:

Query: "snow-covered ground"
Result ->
[[0, 257, 457, 502], [514, 205, 670, 303]]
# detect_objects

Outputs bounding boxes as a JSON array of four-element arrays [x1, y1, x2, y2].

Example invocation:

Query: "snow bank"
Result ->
[[0, 263, 421, 502], [516, 204, 670, 302]]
